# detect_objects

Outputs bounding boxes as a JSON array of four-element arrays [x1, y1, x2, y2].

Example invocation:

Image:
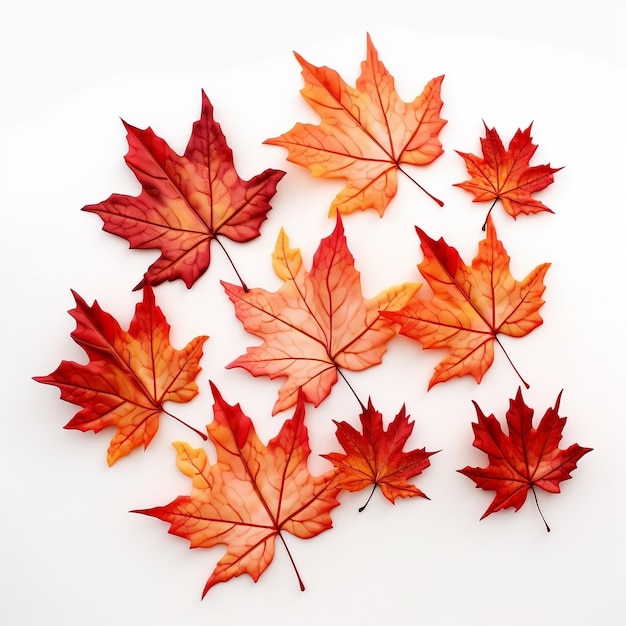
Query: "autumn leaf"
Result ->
[[265, 34, 446, 216], [381, 217, 550, 389], [33, 285, 208, 465], [133, 382, 340, 596], [322, 399, 437, 511], [83, 90, 285, 289], [458, 388, 592, 530], [454, 122, 562, 228], [223, 214, 420, 414]]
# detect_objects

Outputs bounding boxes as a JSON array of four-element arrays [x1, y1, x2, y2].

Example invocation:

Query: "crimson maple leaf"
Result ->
[[83, 90, 285, 289], [454, 122, 562, 228], [265, 34, 446, 216], [458, 388, 592, 530], [133, 382, 340, 596], [381, 216, 549, 389], [223, 214, 420, 414], [322, 399, 437, 511], [34, 285, 208, 465]]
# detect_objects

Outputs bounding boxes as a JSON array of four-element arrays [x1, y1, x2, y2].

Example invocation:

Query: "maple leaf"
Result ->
[[133, 382, 340, 596], [458, 388, 592, 530], [33, 285, 208, 465], [223, 214, 420, 414], [265, 34, 446, 216], [381, 217, 550, 389], [322, 399, 437, 511], [454, 122, 563, 228], [83, 90, 285, 289]]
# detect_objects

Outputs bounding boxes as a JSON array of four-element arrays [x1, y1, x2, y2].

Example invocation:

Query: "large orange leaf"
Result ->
[[381, 217, 550, 388], [265, 34, 446, 216], [83, 90, 285, 289], [322, 399, 437, 510], [454, 122, 562, 227], [133, 383, 340, 596], [34, 285, 208, 465], [458, 388, 591, 529], [223, 214, 420, 414]]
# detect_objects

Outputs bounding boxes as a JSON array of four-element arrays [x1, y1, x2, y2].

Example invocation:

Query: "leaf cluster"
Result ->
[[34, 34, 590, 598]]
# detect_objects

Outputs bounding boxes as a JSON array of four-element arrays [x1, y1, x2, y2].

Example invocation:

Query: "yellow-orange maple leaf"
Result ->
[[382, 217, 549, 388], [223, 215, 420, 414], [265, 34, 446, 216], [133, 383, 340, 595], [34, 286, 208, 465]]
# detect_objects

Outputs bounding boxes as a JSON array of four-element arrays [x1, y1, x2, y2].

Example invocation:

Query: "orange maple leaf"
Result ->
[[133, 383, 340, 596], [454, 122, 562, 228], [458, 388, 592, 530], [322, 399, 437, 511], [83, 90, 285, 289], [381, 217, 550, 389], [223, 214, 420, 414], [34, 286, 208, 465], [265, 34, 446, 216]]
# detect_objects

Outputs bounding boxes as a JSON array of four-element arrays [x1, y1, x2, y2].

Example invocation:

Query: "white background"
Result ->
[[2, 1, 625, 624]]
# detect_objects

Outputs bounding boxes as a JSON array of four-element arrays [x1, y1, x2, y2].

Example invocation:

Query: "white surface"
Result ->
[[2, 1, 625, 624]]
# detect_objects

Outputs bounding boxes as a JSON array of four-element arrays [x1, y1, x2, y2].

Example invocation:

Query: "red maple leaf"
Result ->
[[454, 122, 562, 228], [33, 285, 208, 465], [322, 399, 437, 511], [381, 217, 549, 389], [458, 388, 592, 530], [265, 34, 446, 216], [83, 90, 285, 289], [223, 214, 420, 414], [133, 383, 340, 596]]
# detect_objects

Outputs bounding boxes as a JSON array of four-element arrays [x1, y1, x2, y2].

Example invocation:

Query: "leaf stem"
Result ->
[[531, 485, 551, 532], [336, 368, 366, 411], [494, 337, 530, 389], [481, 199, 498, 231], [162, 407, 207, 441], [214, 235, 249, 292], [398, 166, 444, 207], [359, 484, 377, 512], [277, 531, 305, 591]]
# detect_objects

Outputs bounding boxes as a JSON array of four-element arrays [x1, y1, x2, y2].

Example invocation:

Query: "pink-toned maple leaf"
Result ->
[[223, 214, 420, 414]]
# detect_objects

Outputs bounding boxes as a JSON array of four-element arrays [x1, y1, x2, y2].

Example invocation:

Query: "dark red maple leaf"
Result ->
[[458, 388, 591, 530], [322, 399, 437, 511], [83, 90, 285, 289]]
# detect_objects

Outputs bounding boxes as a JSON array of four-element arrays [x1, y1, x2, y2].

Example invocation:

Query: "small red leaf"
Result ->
[[322, 398, 437, 510], [454, 122, 563, 223], [458, 388, 591, 527]]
